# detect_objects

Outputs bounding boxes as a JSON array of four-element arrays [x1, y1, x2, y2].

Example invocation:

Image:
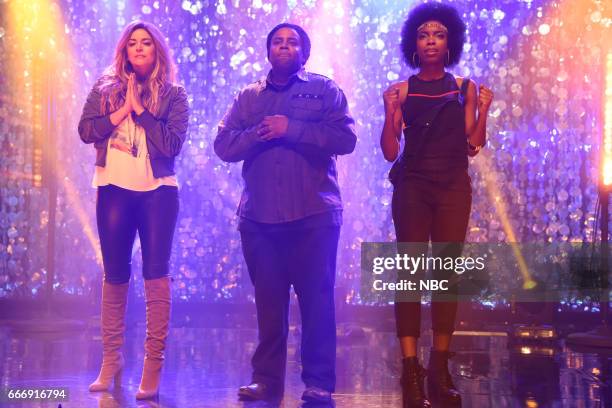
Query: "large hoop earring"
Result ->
[[412, 52, 420, 67], [445, 50, 450, 66]]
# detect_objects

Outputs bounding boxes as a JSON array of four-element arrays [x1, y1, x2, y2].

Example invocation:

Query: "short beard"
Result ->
[[272, 60, 301, 75]]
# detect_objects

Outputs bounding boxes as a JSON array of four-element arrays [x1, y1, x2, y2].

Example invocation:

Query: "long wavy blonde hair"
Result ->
[[98, 21, 176, 116]]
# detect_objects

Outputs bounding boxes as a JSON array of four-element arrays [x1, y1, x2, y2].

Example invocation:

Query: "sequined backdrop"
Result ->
[[0, 0, 610, 305]]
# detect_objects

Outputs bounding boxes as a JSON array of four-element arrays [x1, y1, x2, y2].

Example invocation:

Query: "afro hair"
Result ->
[[400, 2, 466, 68]]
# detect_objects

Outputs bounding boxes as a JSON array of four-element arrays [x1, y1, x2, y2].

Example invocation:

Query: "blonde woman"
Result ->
[[78, 21, 188, 399]]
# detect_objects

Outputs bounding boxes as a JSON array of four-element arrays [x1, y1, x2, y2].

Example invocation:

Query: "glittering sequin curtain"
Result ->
[[0, 0, 610, 304]]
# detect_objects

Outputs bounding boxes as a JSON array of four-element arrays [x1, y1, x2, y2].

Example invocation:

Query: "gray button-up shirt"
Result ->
[[214, 69, 357, 224]]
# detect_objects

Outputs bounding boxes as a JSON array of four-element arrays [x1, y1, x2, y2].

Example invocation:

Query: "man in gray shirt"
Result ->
[[215, 23, 356, 405]]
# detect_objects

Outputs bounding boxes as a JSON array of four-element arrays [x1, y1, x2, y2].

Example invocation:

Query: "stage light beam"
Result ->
[[602, 52, 612, 189], [7, 0, 103, 271], [473, 153, 536, 289]]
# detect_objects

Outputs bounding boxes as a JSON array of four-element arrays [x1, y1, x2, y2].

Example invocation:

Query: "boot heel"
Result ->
[[88, 357, 124, 392]]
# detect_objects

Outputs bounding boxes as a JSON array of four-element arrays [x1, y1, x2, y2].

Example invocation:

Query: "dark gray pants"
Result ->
[[240, 225, 340, 393]]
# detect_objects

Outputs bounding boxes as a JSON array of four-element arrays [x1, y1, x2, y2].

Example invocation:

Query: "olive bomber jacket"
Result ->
[[78, 80, 189, 178]]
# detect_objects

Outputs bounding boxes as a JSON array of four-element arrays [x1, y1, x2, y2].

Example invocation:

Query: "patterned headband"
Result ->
[[417, 22, 448, 33]]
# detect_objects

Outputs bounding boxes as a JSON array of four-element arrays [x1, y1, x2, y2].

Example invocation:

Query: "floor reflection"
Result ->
[[0, 322, 610, 407]]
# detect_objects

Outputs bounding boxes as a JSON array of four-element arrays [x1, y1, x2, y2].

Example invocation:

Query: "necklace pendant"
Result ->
[[131, 145, 138, 157]]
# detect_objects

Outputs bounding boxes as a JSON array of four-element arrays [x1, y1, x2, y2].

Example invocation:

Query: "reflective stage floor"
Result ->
[[1, 320, 610, 407]]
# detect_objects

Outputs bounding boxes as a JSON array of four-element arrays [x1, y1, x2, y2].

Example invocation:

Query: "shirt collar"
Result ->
[[264, 67, 309, 91]]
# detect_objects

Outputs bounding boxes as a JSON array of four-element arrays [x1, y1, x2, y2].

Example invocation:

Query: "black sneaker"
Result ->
[[301, 386, 333, 403], [238, 382, 281, 402]]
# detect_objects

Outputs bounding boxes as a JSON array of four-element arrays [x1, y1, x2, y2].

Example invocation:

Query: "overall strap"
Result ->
[[459, 77, 470, 105], [390, 94, 455, 185]]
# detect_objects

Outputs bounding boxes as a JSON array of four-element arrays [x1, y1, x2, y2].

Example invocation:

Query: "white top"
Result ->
[[92, 114, 178, 191]]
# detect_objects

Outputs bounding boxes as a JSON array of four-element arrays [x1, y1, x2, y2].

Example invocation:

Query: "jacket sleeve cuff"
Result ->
[[134, 109, 158, 131], [285, 118, 304, 143], [93, 115, 116, 137]]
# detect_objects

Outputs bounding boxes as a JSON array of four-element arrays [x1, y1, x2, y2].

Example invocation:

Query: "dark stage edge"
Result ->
[[1, 322, 611, 408]]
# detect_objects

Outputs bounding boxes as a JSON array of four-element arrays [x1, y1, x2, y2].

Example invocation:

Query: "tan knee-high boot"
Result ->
[[136, 276, 171, 400], [89, 281, 129, 392]]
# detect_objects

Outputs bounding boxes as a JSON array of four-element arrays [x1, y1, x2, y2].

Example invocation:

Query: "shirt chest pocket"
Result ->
[[290, 94, 324, 121]]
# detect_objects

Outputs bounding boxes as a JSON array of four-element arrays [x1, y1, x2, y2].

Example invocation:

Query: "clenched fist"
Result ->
[[478, 84, 494, 113], [383, 84, 401, 117]]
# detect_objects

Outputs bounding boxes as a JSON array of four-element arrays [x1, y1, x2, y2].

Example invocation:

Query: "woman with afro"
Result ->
[[380, 3, 493, 407]]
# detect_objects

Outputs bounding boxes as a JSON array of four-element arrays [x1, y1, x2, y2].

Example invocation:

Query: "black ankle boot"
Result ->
[[427, 349, 462, 405], [401, 357, 431, 408]]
